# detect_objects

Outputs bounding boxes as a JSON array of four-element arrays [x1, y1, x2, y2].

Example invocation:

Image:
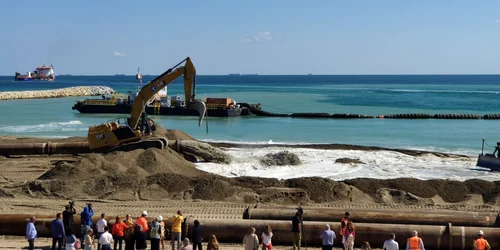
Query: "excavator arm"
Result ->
[[87, 57, 206, 151], [128, 57, 203, 130]]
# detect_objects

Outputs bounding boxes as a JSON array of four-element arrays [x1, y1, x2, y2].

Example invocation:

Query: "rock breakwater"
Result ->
[[0, 86, 116, 100]]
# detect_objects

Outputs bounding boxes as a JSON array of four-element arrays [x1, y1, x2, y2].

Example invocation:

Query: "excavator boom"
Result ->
[[87, 57, 206, 151]]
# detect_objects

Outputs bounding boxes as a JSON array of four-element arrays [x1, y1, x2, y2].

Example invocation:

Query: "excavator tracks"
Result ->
[[105, 137, 169, 153]]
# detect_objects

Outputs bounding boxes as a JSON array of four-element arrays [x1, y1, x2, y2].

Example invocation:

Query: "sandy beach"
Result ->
[[0, 236, 351, 250], [0, 127, 498, 250], [0, 128, 498, 214]]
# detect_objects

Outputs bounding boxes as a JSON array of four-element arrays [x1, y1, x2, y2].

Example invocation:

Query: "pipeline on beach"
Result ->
[[1, 212, 499, 250]]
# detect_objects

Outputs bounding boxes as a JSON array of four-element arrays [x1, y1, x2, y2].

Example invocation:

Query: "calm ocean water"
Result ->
[[1, 75, 500, 156]]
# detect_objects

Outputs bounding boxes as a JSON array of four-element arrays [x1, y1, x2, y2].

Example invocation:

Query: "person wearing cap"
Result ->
[[473, 230, 491, 250], [292, 211, 302, 250], [406, 230, 425, 250], [136, 211, 149, 233], [170, 210, 185, 250], [80, 203, 95, 249], [150, 216, 163, 250], [62, 201, 76, 236]]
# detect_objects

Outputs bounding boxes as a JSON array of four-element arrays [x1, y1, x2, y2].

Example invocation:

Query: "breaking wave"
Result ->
[[0, 120, 85, 133]]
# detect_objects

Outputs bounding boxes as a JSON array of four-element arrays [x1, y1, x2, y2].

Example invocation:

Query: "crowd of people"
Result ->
[[24, 202, 492, 250]]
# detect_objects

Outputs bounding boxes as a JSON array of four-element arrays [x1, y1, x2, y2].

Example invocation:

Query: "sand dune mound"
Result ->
[[344, 178, 500, 204], [25, 147, 204, 200]]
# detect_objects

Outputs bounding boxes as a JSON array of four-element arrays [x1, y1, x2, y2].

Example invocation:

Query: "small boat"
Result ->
[[476, 138, 500, 171]]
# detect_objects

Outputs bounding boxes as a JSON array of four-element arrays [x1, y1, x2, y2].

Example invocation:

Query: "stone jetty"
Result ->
[[0, 86, 116, 100]]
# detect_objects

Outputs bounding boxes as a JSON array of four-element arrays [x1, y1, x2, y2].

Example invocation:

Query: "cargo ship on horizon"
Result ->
[[15, 64, 55, 81]]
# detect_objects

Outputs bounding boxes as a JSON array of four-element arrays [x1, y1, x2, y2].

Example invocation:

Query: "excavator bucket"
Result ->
[[189, 100, 207, 127]]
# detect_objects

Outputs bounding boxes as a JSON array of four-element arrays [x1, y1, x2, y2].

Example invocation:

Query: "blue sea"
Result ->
[[1, 74, 500, 157]]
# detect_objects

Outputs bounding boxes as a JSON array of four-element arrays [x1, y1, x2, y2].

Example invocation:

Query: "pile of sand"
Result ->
[[344, 178, 500, 204], [15, 147, 499, 206], [25, 148, 204, 200]]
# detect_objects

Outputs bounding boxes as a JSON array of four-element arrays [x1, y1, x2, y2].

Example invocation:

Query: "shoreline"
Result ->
[[0, 132, 498, 212], [0, 135, 474, 158]]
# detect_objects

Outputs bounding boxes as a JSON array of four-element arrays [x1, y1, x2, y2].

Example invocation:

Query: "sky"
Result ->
[[1, 0, 500, 75]]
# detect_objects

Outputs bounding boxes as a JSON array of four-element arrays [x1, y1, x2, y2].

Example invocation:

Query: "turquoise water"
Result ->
[[1, 75, 500, 156]]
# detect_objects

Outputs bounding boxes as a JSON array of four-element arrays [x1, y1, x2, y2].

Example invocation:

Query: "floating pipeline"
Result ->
[[243, 208, 500, 228], [382, 113, 433, 119], [291, 112, 331, 118], [238, 103, 500, 120], [332, 113, 374, 118], [484, 114, 500, 119], [1, 215, 499, 250]]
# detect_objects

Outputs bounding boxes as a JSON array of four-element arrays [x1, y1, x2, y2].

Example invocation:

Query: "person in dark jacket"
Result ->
[[62, 201, 76, 236], [134, 225, 148, 250], [191, 220, 203, 250], [51, 213, 65, 250], [80, 203, 94, 248]]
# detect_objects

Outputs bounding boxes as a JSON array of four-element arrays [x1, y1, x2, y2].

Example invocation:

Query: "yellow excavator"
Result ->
[[87, 57, 206, 152]]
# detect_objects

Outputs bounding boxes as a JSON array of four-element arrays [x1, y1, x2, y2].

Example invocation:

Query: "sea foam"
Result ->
[[0, 120, 85, 133], [195, 147, 499, 181]]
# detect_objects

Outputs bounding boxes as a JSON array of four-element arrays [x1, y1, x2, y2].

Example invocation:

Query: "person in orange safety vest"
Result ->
[[473, 230, 491, 250], [406, 230, 424, 250]]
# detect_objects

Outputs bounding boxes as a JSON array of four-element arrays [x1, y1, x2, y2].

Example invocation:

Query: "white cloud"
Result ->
[[239, 31, 273, 42], [113, 51, 127, 57], [239, 33, 252, 42], [255, 31, 272, 41], [495, 20, 500, 24]]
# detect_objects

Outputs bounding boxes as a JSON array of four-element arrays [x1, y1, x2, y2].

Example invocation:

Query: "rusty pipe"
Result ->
[[243, 208, 500, 227], [0, 142, 92, 155], [2, 215, 499, 250], [0, 140, 192, 156], [0, 214, 104, 237], [249, 205, 498, 216]]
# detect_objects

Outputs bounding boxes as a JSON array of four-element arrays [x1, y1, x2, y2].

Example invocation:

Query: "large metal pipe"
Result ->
[[0, 140, 191, 156], [2, 215, 499, 250], [0, 142, 92, 155], [244, 208, 500, 227], [249, 205, 499, 216]]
